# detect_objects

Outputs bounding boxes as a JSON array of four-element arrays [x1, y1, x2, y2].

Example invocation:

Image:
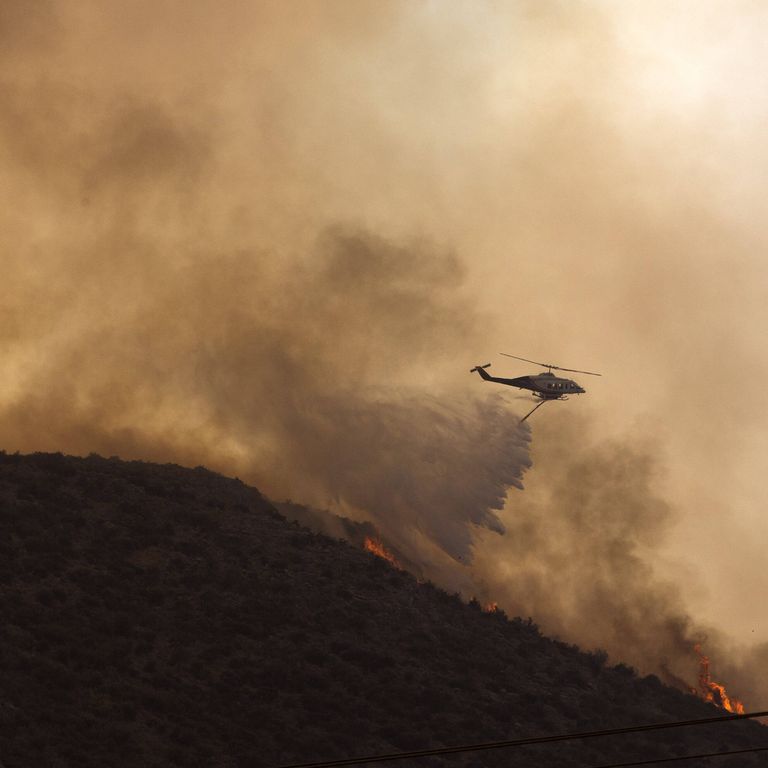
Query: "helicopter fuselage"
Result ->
[[514, 371, 585, 398], [470, 366, 586, 398]]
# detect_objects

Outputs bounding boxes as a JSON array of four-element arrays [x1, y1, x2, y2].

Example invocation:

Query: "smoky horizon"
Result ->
[[3, 0, 767, 709]]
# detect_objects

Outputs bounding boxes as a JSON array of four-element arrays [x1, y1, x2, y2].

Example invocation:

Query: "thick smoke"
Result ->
[[0, 2, 535, 566], [469, 410, 768, 705], [2, 0, 767, 706], [1, 214, 532, 561], [469, 412, 710, 686]]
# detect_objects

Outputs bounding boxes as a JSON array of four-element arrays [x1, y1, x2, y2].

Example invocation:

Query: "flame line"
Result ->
[[272, 710, 768, 768], [694, 643, 745, 714]]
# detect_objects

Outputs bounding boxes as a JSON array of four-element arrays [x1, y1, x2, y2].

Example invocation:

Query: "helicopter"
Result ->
[[470, 353, 601, 422]]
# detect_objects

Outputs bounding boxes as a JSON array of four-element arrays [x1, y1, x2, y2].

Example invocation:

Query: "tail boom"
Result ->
[[470, 364, 534, 389]]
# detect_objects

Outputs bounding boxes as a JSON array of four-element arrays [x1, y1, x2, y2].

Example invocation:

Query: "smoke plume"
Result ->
[[470, 411, 707, 686], [2, 214, 533, 561]]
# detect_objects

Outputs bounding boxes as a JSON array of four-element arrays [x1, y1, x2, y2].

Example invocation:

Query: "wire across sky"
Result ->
[[274, 709, 768, 768]]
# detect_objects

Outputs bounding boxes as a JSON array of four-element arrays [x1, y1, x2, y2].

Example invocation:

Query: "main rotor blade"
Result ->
[[499, 353, 601, 377], [550, 365, 602, 377], [500, 353, 550, 367]]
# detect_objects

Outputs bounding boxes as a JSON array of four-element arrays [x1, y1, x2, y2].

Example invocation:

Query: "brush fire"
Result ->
[[363, 537, 400, 569], [693, 644, 745, 714]]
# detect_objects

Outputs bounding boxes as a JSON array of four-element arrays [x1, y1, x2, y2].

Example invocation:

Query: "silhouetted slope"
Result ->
[[0, 452, 765, 768]]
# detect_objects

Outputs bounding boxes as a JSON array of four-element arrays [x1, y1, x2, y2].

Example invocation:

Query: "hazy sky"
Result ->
[[3, 0, 768, 700]]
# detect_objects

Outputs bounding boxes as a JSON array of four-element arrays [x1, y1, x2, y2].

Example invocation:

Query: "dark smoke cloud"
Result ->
[[0, 0, 535, 565]]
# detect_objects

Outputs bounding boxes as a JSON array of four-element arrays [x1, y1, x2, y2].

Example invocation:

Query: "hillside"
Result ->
[[0, 451, 766, 767]]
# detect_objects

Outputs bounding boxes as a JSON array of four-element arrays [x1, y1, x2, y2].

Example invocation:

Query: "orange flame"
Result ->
[[483, 602, 499, 613], [363, 537, 400, 568], [694, 644, 745, 714]]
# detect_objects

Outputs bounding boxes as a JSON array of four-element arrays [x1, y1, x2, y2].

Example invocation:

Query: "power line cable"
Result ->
[[273, 709, 768, 768], [591, 744, 768, 768]]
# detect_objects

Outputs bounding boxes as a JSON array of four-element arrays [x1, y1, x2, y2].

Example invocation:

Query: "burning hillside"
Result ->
[[4, 451, 768, 767], [3, 2, 767, 746], [361, 527, 749, 717]]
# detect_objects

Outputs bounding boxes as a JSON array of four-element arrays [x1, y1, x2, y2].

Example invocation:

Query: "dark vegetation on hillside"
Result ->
[[0, 452, 766, 768]]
